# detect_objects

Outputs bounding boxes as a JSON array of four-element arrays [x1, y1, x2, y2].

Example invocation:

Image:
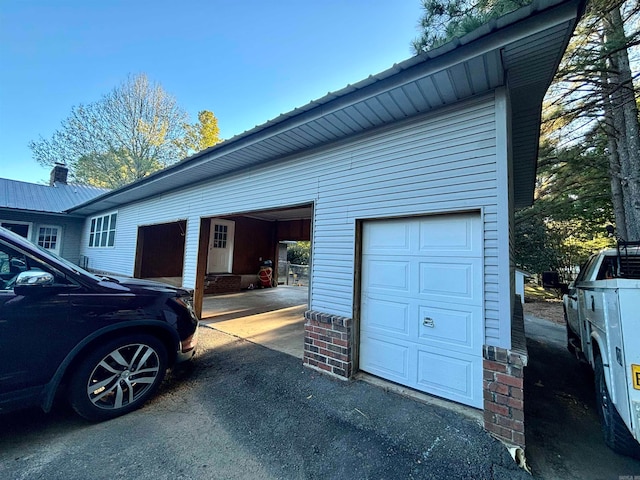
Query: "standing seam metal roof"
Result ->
[[0, 178, 109, 213]]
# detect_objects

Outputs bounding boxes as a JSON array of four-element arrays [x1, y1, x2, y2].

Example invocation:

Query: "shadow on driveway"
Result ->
[[524, 315, 640, 479], [0, 327, 529, 480]]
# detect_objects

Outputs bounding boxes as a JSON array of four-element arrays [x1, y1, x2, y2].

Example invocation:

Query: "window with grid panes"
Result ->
[[89, 212, 117, 247], [213, 224, 227, 248], [37, 226, 59, 252]]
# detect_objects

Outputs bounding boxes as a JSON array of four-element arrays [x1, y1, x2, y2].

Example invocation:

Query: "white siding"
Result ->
[[79, 93, 511, 346]]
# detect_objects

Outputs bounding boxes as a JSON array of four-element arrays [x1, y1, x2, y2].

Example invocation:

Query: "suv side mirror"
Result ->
[[14, 271, 54, 296]]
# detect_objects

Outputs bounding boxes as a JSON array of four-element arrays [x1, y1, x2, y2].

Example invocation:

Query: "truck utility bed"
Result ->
[[563, 244, 640, 458]]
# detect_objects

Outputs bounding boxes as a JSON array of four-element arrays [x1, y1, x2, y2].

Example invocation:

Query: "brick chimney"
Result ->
[[49, 163, 68, 186]]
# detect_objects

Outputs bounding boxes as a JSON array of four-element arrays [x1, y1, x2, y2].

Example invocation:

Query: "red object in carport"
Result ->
[[259, 266, 272, 287]]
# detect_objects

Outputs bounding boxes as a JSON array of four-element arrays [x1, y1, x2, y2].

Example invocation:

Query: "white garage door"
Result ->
[[360, 213, 483, 408]]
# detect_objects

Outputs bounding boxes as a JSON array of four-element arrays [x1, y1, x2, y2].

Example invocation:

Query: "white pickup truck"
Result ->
[[563, 242, 640, 458]]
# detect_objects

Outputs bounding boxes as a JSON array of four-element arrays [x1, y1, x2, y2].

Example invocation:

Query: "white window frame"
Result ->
[[88, 212, 117, 248], [0, 220, 32, 240], [37, 224, 62, 255]]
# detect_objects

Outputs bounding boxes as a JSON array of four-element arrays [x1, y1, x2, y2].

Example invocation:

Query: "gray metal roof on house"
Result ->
[[0, 178, 109, 214], [68, 0, 586, 217]]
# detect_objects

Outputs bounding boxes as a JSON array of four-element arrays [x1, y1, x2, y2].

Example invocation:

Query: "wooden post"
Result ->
[[194, 217, 211, 319]]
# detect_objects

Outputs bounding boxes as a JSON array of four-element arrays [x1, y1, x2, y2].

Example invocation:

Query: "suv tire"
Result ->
[[69, 334, 167, 421]]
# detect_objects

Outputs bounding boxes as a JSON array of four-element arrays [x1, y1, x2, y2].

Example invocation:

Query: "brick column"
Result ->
[[303, 310, 353, 379], [483, 345, 527, 447]]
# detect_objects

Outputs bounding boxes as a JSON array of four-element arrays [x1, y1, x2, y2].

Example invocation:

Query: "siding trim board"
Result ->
[[493, 88, 513, 350]]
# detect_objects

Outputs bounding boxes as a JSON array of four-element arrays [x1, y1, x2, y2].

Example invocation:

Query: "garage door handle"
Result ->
[[423, 317, 435, 328]]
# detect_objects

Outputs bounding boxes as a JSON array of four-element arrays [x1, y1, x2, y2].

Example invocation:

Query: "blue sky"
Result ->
[[0, 0, 423, 184]]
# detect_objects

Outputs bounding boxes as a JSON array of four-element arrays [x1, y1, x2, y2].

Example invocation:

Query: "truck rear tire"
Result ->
[[594, 355, 640, 459]]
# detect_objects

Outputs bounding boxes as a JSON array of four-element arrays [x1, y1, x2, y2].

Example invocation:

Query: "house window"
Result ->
[[0, 221, 31, 239], [89, 212, 117, 247], [37, 226, 60, 254], [213, 224, 228, 248]]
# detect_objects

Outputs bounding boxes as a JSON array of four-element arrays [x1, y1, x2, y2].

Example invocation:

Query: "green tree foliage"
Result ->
[[515, 129, 615, 278], [412, 0, 531, 51], [287, 242, 310, 265], [29, 74, 222, 188], [535, 134, 613, 228], [413, 0, 639, 272], [547, 0, 640, 241], [73, 149, 163, 189]]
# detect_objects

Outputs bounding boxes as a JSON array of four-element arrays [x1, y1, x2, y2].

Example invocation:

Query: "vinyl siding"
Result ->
[[0, 210, 84, 263], [79, 93, 510, 346]]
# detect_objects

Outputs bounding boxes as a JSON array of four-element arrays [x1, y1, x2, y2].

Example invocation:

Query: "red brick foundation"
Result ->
[[303, 310, 353, 379], [204, 274, 241, 294], [483, 345, 528, 447]]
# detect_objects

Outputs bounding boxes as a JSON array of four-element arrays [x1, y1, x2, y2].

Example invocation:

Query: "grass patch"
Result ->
[[525, 284, 561, 301]]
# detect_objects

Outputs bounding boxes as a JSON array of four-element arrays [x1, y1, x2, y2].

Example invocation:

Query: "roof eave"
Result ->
[[68, 0, 586, 216]]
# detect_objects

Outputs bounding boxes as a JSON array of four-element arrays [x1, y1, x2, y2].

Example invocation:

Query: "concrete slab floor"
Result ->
[[200, 285, 309, 358]]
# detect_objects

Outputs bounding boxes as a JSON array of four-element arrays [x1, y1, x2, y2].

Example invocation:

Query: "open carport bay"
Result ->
[[200, 285, 308, 358]]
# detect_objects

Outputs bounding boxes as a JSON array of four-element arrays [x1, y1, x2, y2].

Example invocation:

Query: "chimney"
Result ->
[[49, 163, 68, 186]]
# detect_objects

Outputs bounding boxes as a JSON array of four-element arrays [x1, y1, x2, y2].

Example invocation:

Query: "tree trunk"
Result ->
[[605, 6, 640, 241], [601, 68, 629, 240], [608, 137, 629, 240]]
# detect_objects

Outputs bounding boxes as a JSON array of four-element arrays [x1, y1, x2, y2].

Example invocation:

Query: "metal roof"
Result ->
[[69, 0, 585, 217], [0, 178, 109, 214]]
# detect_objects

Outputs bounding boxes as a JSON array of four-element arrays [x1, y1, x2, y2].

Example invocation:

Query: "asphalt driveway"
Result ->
[[524, 313, 640, 479], [0, 325, 527, 480]]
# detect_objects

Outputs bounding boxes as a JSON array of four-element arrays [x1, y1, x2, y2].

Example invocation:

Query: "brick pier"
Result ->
[[483, 345, 527, 447], [303, 310, 353, 378]]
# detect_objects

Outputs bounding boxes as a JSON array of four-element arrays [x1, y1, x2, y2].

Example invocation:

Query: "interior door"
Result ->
[[207, 220, 235, 273]]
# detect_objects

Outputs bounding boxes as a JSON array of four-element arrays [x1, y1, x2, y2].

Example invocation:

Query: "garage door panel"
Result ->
[[360, 336, 410, 382], [418, 213, 482, 256], [363, 221, 411, 253], [418, 304, 481, 354], [418, 258, 482, 306], [360, 213, 483, 408], [417, 349, 482, 408], [362, 297, 410, 335], [363, 259, 410, 292]]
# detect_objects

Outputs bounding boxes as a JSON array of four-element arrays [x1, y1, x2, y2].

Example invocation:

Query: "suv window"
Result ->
[[0, 244, 28, 290], [0, 241, 71, 290]]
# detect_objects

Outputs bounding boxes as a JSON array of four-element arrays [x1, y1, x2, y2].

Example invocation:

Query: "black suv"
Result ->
[[0, 226, 199, 421]]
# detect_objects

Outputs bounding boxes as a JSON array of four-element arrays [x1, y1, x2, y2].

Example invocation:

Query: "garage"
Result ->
[[194, 205, 312, 296], [360, 212, 483, 408], [67, 0, 585, 450], [134, 220, 186, 285]]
